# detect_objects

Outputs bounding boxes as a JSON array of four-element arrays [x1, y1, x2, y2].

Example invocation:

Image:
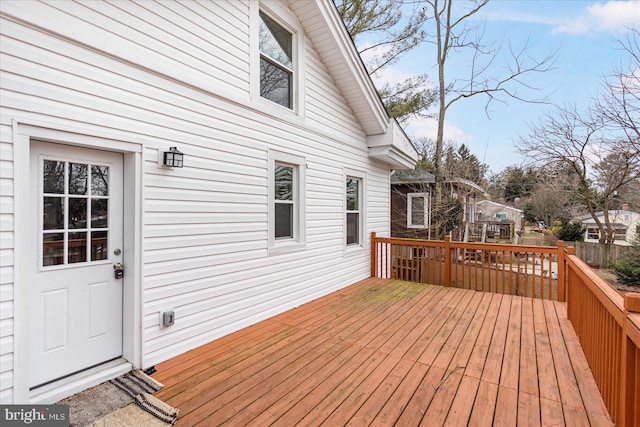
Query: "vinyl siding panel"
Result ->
[[0, 0, 394, 402], [305, 47, 365, 138], [0, 124, 14, 400]]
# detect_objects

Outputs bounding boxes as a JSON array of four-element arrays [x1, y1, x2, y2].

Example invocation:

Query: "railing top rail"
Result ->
[[372, 235, 559, 253], [566, 253, 625, 324], [448, 241, 558, 253], [372, 237, 447, 247]]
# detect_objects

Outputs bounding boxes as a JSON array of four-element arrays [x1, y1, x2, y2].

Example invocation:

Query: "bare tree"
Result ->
[[594, 27, 640, 151], [425, 0, 557, 238], [519, 27, 640, 258], [518, 105, 640, 266]]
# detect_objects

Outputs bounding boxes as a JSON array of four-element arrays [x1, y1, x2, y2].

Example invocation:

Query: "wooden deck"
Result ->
[[153, 278, 613, 426]]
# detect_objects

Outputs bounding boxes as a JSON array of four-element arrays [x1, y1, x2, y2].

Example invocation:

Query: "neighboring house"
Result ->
[[573, 207, 640, 246], [0, 0, 418, 404], [473, 200, 524, 243], [390, 170, 487, 240]]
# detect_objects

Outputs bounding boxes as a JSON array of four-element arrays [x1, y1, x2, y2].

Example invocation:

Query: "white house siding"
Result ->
[[0, 0, 395, 402], [0, 134, 14, 403]]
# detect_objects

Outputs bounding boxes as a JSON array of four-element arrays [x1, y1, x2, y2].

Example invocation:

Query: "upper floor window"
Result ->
[[259, 11, 292, 109], [407, 193, 429, 229]]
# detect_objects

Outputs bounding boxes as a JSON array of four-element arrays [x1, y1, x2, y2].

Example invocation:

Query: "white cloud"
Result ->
[[371, 66, 418, 88], [553, 1, 640, 35], [405, 117, 473, 143], [480, 10, 560, 26]]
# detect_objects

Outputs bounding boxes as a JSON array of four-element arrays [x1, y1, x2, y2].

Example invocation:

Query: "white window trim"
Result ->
[[250, 1, 305, 117], [343, 168, 366, 251], [268, 150, 306, 254], [407, 192, 429, 229]]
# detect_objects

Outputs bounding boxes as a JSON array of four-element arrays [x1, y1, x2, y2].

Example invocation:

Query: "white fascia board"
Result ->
[[367, 120, 418, 169]]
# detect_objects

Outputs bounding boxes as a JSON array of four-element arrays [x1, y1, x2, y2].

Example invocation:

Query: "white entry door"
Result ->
[[29, 141, 124, 389]]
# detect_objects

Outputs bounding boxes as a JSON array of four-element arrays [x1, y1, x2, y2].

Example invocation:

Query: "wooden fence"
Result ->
[[370, 232, 640, 426], [371, 232, 565, 301], [568, 240, 633, 267], [565, 248, 640, 427]]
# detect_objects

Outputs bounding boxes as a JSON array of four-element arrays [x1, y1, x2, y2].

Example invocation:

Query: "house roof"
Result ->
[[573, 210, 640, 222], [289, 0, 418, 169], [391, 171, 489, 197], [477, 200, 524, 213], [390, 170, 436, 184], [582, 222, 627, 228]]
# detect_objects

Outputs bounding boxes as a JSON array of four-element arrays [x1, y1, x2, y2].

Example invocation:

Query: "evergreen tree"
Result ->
[[612, 235, 640, 286]]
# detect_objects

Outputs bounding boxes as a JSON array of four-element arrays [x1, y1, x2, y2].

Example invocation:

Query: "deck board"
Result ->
[[153, 278, 613, 426]]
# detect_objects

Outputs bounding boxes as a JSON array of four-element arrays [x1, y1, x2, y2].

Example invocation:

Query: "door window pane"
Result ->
[[43, 197, 64, 230], [69, 163, 88, 195], [68, 232, 87, 263], [91, 231, 108, 261], [43, 160, 65, 194], [91, 165, 109, 196], [91, 199, 108, 228], [43, 233, 64, 266], [68, 198, 87, 229]]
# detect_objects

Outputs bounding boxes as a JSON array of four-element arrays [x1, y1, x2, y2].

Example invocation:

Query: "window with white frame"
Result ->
[[259, 11, 293, 109], [269, 151, 305, 251], [614, 227, 627, 240], [407, 193, 429, 229], [274, 163, 294, 239], [345, 176, 362, 246]]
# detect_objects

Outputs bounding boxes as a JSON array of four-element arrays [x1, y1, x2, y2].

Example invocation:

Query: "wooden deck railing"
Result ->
[[565, 248, 640, 427], [370, 232, 640, 426], [370, 232, 565, 301]]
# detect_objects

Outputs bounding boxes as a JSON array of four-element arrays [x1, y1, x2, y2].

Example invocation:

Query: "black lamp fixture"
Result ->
[[161, 147, 184, 168]]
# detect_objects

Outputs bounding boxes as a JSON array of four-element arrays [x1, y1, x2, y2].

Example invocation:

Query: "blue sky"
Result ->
[[365, 0, 640, 174]]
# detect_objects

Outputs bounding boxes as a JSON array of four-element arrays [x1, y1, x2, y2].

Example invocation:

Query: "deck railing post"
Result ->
[[566, 246, 575, 315], [371, 231, 377, 278], [445, 236, 451, 287], [621, 293, 640, 427], [557, 240, 566, 302]]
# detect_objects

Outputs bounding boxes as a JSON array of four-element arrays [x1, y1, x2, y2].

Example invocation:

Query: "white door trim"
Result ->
[[12, 121, 143, 403]]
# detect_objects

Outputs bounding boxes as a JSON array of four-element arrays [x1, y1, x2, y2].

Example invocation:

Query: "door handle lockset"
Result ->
[[113, 262, 124, 279]]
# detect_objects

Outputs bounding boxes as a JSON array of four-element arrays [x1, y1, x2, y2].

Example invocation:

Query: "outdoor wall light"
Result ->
[[160, 147, 184, 168]]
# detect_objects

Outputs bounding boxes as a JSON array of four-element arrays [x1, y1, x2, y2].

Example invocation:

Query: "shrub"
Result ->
[[612, 235, 640, 286], [555, 221, 585, 242]]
